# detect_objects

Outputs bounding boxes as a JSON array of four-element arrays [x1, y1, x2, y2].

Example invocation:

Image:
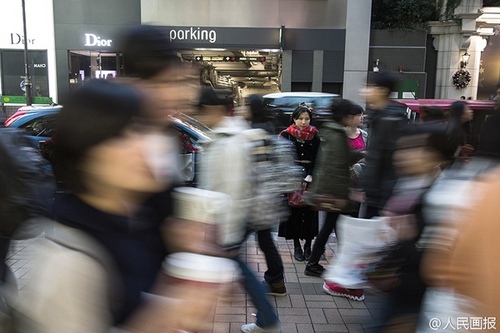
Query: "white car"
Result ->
[[262, 92, 340, 133]]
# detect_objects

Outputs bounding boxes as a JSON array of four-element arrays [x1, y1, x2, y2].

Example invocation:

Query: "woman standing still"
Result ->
[[279, 103, 320, 261]]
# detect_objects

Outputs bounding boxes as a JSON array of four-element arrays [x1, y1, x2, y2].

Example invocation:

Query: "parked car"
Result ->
[[4, 105, 62, 127], [168, 112, 212, 185], [262, 92, 340, 133], [7, 107, 212, 186], [393, 98, 497, 148], [5, 107, 60, 146]]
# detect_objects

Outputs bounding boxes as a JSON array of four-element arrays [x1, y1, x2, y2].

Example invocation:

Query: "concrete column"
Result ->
[[281, 50, 292, 92], [312, 50, 324, 92], [430, 17, 486, 99], [465, 36, 487, 99], [430, 21, 462, 98], [342, 0, 372, 107]]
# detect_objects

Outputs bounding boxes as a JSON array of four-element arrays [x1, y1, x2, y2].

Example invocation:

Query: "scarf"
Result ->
[[282, 124, 318, 141]]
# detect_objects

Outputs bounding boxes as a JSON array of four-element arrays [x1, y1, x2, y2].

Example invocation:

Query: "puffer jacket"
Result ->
[[306, 121, 363, 200]]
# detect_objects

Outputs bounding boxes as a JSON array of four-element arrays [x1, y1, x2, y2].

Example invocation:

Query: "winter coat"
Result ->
[[359, 101, 408, 209], [306, 121, 363, 200], [279, 131, 320, 177], [198, 116, 255, 250], [15, 192, 167, 332]]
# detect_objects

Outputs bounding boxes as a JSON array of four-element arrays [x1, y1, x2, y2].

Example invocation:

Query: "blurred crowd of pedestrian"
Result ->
[[1, 23, 500, 333]]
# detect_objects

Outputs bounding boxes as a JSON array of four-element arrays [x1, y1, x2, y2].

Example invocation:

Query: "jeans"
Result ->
[[232, 255, 280, 328], [308, 212, 339, 264], [256, 228, 284, 284]]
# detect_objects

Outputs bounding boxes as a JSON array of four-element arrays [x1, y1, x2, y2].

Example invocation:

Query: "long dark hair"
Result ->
[[447, 100, 471, 146]]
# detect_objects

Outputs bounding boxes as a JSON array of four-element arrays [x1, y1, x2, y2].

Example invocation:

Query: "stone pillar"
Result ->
[[312, 50, 324, 92], [429, 21, 463, 99], [342, 0, 372, 107], [281, 50, 292, 92]]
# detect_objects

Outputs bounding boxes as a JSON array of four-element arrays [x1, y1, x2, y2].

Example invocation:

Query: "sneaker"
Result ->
[[262, 279, 287, 297], [293, 246, 304, 261], [304, 262, 324, 277], [323, 281, 365, 301], [241, 323, 281, 333]]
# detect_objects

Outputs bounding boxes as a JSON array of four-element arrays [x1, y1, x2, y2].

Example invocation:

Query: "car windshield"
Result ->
[[169, 112, 212, 141], [18, 114, 58, 137], [264, 96, 334, 109]]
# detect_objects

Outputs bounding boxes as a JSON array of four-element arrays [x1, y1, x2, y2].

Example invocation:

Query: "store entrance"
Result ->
[[179, 49, 282, 106], [68, 50, 123, 92]]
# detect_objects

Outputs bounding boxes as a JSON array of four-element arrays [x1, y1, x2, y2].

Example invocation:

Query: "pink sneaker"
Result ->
[[323, 281, 365, 301]]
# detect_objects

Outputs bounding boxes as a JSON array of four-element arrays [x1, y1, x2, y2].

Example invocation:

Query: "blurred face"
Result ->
[[138, 65, 199, 123], [393, 147, 442, 176], [293, 111, 310, 130], [461, 105, 473, 123], [359, 85, 387, 108], [191, 105, 227, 127], [81, 125, 173, 196]]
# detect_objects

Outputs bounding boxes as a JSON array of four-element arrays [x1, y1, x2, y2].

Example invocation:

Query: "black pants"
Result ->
[[256, 228, 284, 283], [0, 237, 10, 282], [363, 205, 380, 219], [308, 212, 340, 264]]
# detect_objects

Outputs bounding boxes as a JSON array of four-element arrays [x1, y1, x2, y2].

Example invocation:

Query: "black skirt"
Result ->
[[278, 206, 318, 240]]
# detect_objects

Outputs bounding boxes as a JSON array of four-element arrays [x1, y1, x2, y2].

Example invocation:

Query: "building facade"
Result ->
[[1, 0, 498, 110]]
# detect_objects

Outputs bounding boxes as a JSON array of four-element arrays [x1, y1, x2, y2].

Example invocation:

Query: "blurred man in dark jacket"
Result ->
[[358, 72, 408, 218]]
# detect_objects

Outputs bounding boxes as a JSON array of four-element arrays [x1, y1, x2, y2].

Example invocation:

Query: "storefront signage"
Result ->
[[195, 55, 266, 62], [10, 33, 35, 45], [1, 95, 53, 104], [163, 26, 280, 49], [169, 27, 216, 44], [84, 33, 112, 47]]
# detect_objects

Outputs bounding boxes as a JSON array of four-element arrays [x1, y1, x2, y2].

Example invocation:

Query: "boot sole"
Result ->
[[304, 270, 323, 277], [322, 284, 365, 301], [268, 291, 287, 297]]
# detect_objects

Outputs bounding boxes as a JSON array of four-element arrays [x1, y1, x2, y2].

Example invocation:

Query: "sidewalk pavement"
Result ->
[[7, 231, 383, 333]]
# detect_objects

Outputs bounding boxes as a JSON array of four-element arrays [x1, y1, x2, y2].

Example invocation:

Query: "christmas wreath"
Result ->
[[452, 69, 471, 89]]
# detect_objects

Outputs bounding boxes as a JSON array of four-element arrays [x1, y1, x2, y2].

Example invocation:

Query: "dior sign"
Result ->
[[84, 33, 112, 47]]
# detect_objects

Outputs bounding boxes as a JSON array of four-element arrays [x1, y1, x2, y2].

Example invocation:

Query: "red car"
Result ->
[[393, 98, 497, 148]]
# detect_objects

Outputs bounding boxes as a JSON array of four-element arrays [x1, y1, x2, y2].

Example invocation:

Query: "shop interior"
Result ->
[[68, 48, 282, 105]]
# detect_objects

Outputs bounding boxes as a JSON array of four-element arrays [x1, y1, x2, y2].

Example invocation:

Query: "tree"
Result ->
[[371, 0, 474, 30], [483, 0, 500, 6], [371, 0, 439, 30]]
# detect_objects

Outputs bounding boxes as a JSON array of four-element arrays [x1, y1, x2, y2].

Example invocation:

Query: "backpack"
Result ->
[[240, 128, 302, 230], [0, 128, 56, 239]]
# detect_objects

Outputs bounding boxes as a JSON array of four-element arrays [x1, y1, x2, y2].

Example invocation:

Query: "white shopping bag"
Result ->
[[323, 215, 395, 289]]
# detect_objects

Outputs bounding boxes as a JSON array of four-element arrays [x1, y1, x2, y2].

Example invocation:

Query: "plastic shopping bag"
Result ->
[[323, 215, 395, 289]]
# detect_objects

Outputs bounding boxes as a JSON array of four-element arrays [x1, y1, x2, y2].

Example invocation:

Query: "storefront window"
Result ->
[[1, 50, 49, 97], [68, 51, 123, 92]]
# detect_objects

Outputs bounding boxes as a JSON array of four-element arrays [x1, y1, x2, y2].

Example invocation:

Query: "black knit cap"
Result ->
[[119, 24, 180, 79], [369, 71, 399, 93]]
